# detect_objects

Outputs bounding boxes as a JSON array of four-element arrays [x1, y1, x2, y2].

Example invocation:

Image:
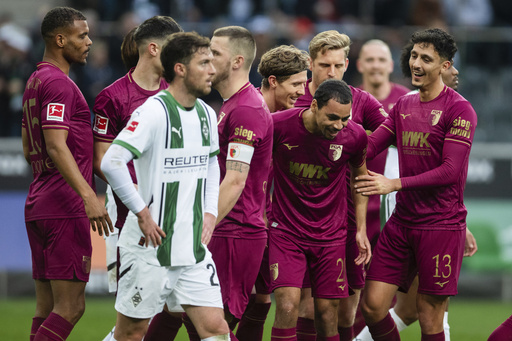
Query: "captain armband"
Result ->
[[226, 142, 255, 165]]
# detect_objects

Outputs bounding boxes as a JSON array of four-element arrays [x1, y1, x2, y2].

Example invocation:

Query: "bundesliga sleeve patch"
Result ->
[[93, 114, 109, 134], [47, 103, 65, 121], [125, 120, 139, 133], [227, 142, 254, 165]]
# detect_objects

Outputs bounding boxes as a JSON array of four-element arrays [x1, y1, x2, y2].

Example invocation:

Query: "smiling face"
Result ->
[[62, 20, 92, 65], [183, 47, 216, 98], [357, 43, 393, 87], [311, 98, 351, 140], [310, 48, 348, 88], [274, 71, 308, 110], [409, 42, 449, 91]]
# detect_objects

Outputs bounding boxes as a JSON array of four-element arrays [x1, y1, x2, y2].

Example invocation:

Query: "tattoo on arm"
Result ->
[[226, 161, 250, 173]]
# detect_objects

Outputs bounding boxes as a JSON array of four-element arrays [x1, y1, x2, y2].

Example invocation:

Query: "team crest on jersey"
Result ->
[[229, 145, 240, 158], [126, 121, 139, 133], [93, 115, 109, 134], [329, 144, 343, 161], [131, 291, 142, 307], [431, 110, 443, 126], [201, 117, 209, 140], [270, 263, 278, 281], [218, 112, 226, 125], [47, 103, 65, 121]]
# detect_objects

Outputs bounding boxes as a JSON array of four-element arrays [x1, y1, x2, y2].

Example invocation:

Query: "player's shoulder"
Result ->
[[390, 82, 411, 96], [272, 107, 304, 125], [196, 98, 217, 118], [97, 73, 132, 98]]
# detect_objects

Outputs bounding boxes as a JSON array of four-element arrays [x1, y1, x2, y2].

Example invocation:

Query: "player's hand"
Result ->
[[464, 228, 478, 257], [84, 193, 114, 237], [201, 212, 216, 245], [354, 230, 372, 265], [354, 170, 401, 196], [136, 207, 166, 247]]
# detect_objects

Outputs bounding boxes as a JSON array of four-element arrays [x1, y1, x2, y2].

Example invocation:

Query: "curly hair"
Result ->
[[41, 7, 86, 42]]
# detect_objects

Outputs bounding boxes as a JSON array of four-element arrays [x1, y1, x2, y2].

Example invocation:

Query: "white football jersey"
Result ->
[[113, 90, 219, 266]]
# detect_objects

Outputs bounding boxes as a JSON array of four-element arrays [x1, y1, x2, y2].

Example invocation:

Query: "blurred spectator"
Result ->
[[442, 0, 493, 27], [409, 0, 447, 28]]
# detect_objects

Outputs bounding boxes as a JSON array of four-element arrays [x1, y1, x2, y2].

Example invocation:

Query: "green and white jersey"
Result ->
[[113, 90, 219, 267]]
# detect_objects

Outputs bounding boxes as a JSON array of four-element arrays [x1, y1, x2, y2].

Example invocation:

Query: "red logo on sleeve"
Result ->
[[126, 121, 139, 132], [47, 103, 65, 121], [93, 115, 109, 134]]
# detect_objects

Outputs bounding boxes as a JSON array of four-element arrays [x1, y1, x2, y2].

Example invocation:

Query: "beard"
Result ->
[[184, 77, 211, 99], [212, 62, 230, 89]]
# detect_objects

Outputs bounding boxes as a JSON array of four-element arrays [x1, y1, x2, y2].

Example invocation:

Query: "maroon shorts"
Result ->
[[208, 236, 266, 319], [345, 229, 366, 290], [26, 218, 92, 282], [254, 245, 272, 295], [367, 219, 465, 296], [269, 231, 349, 299]]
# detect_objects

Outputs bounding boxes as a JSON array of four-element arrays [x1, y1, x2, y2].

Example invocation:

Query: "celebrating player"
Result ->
[[22, 7, 113, 341], [294, 30, 387, 341], [101, 31, 229, 341], [269, 79, 371, 341], [236, 44, 309, 341], [356, 28, 477, 341]]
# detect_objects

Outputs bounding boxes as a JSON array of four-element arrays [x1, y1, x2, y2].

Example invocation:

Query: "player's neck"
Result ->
[[309, 81, 318, 98], [260, 88, 276, 113], [216, 73, 249, 100], [302, 109, 317, 134], [43, 51, 70, 75], [419, 78, 445, 102], [167, 82, 197, 108], [363, 80, 391, 101], [132, 60, 162, 91]]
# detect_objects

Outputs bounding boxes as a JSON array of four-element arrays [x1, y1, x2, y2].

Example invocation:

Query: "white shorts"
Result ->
[[115, 247, 223, 319]]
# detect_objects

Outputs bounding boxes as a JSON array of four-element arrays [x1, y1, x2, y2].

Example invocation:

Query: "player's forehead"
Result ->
[[411, 42, 439, 59], [279, 71, 308, 85], [315, 48, 346, 61], [360, 43, 390, 60], [211, 36, 230, 53], [67, 19, 89, 35]]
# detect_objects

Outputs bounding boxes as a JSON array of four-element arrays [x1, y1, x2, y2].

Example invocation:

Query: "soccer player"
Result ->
[[101, 31, 230, 341], [354, 39, 478, 341], [356, 28, 477, 341], [182, 26, 273, 340], [21, 6, 113, 341], [269, 79, 371, 341], [489, 315, 512, 340], [236, 44, 309, 341], [92, 16, 183, 341], [294, 30, 387, 341]]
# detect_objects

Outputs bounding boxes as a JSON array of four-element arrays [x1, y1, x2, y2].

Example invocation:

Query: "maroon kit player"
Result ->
[[22, 7, 112, 341], [269, 79, 371, 341], [357, 28, 477, 341]]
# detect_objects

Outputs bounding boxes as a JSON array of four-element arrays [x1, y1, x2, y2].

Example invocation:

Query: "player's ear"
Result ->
[[55, 33, 65, 48], [308, 56, 313, 71], [441, 59, 451, 73], [268, 75, 278, 88], [174, 62, 186, 77], [148, 42, 159, 57], [232, 55, 244, 70]]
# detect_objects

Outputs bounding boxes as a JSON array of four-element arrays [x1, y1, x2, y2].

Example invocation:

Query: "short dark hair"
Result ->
[[410, 28, 457, 63], [213, 26, 256, 70], [161, 32, 211, 83], [314, 79, 352, 110], [133, 16, 182, 48], [41, 7, 86, 42]]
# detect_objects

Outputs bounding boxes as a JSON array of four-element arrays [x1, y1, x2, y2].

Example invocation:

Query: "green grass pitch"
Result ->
[[1, 296, 511, 340]]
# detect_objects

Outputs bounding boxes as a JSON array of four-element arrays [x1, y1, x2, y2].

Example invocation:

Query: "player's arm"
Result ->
[[350, 162, 372, 265], [21, 127, 30, 164], [216, 157, 250, 224], [44, 129, 113, 236], [101, 144, 165, 247], [202, 155, 220, 245], [93, 140, 111, 183], [366, 124, 395, 160]]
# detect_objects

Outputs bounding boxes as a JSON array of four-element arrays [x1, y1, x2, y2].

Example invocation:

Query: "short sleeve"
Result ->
[[227, 106, 267, 148], [92, 90, 119, 142], [40, 78, 76, 131], [444, 101, 477, 148]]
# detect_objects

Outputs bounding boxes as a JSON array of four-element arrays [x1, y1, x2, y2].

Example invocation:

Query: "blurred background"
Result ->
[[0, 0, 511, 306]]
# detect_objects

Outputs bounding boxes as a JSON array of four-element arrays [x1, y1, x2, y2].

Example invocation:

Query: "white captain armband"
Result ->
[[226, 142, 255, 165]]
